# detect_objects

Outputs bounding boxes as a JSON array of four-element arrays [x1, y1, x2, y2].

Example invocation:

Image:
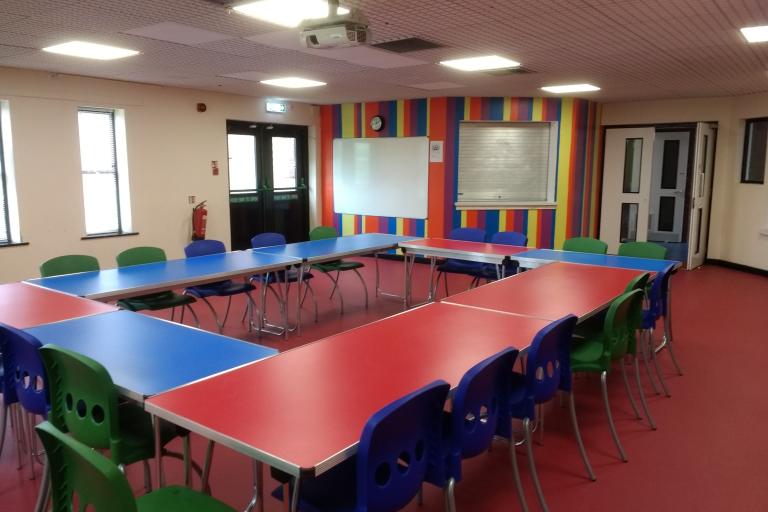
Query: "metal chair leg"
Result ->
[[323, 272, 344, 313], [0, 403, 8, 461], [183, 434, 192, 487], [444, 477, 457, 512], [25, 412, 36, 480], [12, 404, 24, 470], [662, 312, 684, 375], [640, 330, 661, 395], [33, 458, 49, 512], [142, 459, 153, 493], [351, 267, 369, 309], [633, 355, 657, 430], [303, 281, 319, 323], [649, 330, 671, 397], [524, 417, 548, 512], [417, 483, 424, 506], [508, 421, 530, 512], [201, 440, 214, 494], [619, 357, 642, 420], [184, 304, 200, 328], [199, 297, 224, 333], [221, 296, 233, 327], [443, 271, 450, 297], [567, 390, 596, 481], [600, 371, 627, 462]]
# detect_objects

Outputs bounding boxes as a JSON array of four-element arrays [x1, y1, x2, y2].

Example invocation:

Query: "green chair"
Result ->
[[39, 345, 184, 494], [115, 247, 199, 326], [35, 421, 235, 512], [309, 226, 368, 313], [570, 289, 656, 463], [618, 241, 668, 260], [40, 254, 100, 277], [562, 236, 608, 254]]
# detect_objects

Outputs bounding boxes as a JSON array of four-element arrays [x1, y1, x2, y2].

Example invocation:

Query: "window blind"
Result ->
[[0, 120, 9, 244], [457, 121, 555, 206], [78, 109, 121, 234]]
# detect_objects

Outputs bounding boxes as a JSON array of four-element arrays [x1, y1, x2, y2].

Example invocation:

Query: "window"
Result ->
[[741, 117, 767, 184], [77, 108, 132, 235], [456, 121, 558, 209], [0, 100, 21, 245]]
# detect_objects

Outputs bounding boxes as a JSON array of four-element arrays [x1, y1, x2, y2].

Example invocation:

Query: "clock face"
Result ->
[[370, 115, 384, 132]]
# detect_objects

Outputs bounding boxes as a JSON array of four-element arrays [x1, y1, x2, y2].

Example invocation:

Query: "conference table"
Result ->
[[0, 282, 117, 328], [511, 248, 681, 273], [398, 238, 530, 307], [145, 302, 553, 512]]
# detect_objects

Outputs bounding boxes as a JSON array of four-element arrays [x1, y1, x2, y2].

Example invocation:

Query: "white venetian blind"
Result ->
[[457, 121, 555, 206], [78, 109, 121, 235]]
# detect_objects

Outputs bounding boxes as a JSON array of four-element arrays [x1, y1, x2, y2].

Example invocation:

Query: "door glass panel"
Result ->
[[620, 203, 638, 242], [658, 196, 675, 231], [660, 139, 679, 189], [227, 134, 258, 192], [272, 137, 297, 189], [695, 207, 703, 253], [622, 138, 643, 193]]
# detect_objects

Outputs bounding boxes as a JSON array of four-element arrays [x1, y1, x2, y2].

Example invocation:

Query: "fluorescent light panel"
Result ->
[[260, 77, 326, 88], [541, 83, 600, 93], [439, 55, 520, 71], [740, 25, 768, 43], [234, 0, 349, 28], [42, 41, 139, 60]]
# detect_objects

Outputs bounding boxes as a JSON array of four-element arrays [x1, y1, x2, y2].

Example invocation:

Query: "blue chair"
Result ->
[[497, 315, 595, 512], [183, 240, 257, 333], [433, 227, 486, 298], [656, 266, 683, 376], [425, 348, 523, 512], [273, 380, 451, 512], [250, 233, 318, 333], [470, 231, 528, 286], [640, 265, 678, 397]]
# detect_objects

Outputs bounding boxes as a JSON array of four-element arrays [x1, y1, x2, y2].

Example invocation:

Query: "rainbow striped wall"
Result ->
[[319, 96, 602, 249]]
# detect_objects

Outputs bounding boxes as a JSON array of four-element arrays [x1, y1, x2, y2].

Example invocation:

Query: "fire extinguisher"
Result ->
[[192, 200, 208, 240]]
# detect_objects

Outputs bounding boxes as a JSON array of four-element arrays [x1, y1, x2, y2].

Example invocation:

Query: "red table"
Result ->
[[0, 282, 117, 328], [145, 302, 550, 510], [398, 238, 531, 307], [444, 262, 644, 321]]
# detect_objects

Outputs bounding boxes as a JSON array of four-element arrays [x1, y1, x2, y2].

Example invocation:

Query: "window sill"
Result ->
[[455, 201, 557, 211], [0, 241, 29, 249], [81, 232, 139, 240]]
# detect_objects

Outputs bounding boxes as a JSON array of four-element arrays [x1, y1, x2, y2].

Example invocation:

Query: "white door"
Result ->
[[648, 132, 689, 243], [600, 127, 655, 253], [687, 122, 717, 269]]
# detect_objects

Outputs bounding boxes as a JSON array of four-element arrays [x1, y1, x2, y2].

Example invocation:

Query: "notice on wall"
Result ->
[[429, 140, 444, 163]]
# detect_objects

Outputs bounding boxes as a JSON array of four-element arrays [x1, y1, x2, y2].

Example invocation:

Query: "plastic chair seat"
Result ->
[[117, 402, 178, 466], [312, 260, 364, 272], [117, 291, 196, 312], [252, 270, 314, 284], [184, 280, 255, 298], [272, 457, 356, 512], [437, 259, 484, 274], [569, 339, 606, 373], [473, 261, 519, 279], [137, 485, 236, 512]]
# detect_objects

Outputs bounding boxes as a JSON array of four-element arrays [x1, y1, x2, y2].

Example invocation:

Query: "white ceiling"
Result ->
[[0, 0, 767, 103]]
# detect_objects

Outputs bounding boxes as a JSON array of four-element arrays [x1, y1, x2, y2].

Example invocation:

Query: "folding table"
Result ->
[[0, 282, 117, 329], [398, 238, 530, 307], [145, 302, 551, 511], [511, 248, 681, 273]]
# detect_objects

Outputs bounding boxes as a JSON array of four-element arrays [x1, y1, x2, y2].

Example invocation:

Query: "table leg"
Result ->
[[375, 252, 381, 297], [244, 460, 264, 512], [427, 257, 437, 302], [152, 415, 164, 490], [290, 475, 301, 512], [403, 251, 410, 309]]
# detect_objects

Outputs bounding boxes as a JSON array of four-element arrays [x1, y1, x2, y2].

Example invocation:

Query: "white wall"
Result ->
[[603, 93, 768, 271], [0, 67, 320, 282]]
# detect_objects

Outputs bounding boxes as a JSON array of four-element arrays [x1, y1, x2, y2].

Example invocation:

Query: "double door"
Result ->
[[227, 121, 309, 250]]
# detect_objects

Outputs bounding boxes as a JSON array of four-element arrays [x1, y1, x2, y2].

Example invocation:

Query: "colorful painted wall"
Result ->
[[319, 96, 602, 249]]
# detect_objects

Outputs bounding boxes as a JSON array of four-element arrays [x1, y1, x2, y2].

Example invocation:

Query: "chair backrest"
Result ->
[[490, 231, 527, 247], [356, 380, 450, 512], [40, 255, 100, 277], [309, 226, 338, 241], [449, 348, 519, 470], [250, 232, 287, 248], [447, 227, 486, 243], [40, 345, 121, 458], [115, 246, 167, 267], [526, 315, 579, 398], [0, 323, 47, 416], [618, 241, 667, 260], [35, 421, 138, 512], [603, 289, 644, 359], [562, 237, 608, 254], [184, 239, 226, 258], [624, 272, 651, 293]]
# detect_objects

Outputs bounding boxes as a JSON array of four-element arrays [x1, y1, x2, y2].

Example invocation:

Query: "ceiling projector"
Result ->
[[299, 2, 369, 49]]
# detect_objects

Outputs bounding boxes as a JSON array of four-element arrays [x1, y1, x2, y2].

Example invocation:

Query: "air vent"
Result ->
[[372, 37, 443, 53], [484, 67, 535, 76]]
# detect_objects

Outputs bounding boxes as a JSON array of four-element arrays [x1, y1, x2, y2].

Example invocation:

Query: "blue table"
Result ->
[[26, 250, 302, 301], [511, 248, 681, 273], [25, 310, 277, 404]]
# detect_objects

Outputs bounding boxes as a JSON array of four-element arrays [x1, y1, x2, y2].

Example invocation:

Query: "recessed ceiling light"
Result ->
[[260, 77, 327, 88], [541, 83, 601, 94], [42, 41, 139, 60], [740, 25, 768, 43], [234, 0, 350, 28], [439, 55, 521, 72]]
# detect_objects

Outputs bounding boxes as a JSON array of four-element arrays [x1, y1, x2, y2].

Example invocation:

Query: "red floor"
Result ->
[[3, 259, 768, 511]]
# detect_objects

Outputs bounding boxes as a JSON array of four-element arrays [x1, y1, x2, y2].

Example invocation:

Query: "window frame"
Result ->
[[455, 120, 559, 210], [77, 107, 132, 236], [740, 117, 768, 185], [0, 111, 10, 244]]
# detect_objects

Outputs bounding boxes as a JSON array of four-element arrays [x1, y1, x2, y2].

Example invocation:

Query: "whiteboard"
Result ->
[[333, 137, 429, 219]]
